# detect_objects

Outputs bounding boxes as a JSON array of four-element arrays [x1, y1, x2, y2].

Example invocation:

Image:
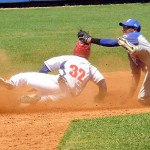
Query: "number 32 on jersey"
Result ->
[[69, 65, 85, 82]]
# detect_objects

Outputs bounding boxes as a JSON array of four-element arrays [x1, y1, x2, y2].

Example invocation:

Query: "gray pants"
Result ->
[[131, 35, 150, 104], [138, 66, 150, 104], [135, 49, 150, 104]]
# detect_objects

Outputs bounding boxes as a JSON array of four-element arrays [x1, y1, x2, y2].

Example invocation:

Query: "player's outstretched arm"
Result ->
[[77, 30, 119, 47]]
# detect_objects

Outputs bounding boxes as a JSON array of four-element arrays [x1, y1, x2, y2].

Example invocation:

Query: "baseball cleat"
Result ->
[[117, 37, 136, 54], [0, 77, 14, 90], [19, 94, 41, 104]]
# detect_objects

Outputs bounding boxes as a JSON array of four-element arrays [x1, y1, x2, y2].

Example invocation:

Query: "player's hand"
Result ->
[[87, 37, 92, 44]]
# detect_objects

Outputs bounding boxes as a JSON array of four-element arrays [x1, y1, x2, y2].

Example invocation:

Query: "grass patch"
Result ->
[[0, 3, 150, 76], [58, 113, 150, 150]]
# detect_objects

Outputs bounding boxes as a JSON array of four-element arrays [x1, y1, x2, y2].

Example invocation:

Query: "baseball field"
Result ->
[[0, 3, 150, 150]]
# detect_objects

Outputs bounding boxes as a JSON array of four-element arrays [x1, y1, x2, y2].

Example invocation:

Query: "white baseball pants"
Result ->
[[10, 72, 72, 102]]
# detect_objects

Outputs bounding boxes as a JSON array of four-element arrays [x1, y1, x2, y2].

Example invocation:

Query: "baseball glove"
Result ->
[[77, 30, 91, 44]]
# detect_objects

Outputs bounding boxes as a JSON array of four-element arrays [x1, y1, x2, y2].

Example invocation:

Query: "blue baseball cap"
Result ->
[[119, 19, 141, 32]]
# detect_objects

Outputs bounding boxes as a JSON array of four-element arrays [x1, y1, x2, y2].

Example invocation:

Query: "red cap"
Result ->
[[73, 41, 91, 59]]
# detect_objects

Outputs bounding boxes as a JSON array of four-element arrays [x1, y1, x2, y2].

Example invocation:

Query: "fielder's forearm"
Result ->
[[91, 38, 101, 45], [91, 38, 119, 47]]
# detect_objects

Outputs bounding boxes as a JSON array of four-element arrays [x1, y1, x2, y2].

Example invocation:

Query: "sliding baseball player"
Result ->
[[0, 41, 107, 104]]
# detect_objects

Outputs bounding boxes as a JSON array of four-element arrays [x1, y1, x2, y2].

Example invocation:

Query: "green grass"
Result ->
[[58, 113, 150, 150], [0, 3, 150, 76]]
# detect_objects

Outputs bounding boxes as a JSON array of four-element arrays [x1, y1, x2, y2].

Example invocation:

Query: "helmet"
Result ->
[[119, 19, 141, 32], [73, 41, 91, 59]]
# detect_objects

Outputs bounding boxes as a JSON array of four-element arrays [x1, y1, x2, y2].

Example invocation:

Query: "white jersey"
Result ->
[[134, 35, 150, 66], [44, 55, 104, 96], [123, 32, 150, 67]]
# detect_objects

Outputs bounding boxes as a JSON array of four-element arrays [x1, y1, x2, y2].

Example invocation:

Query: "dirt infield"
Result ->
[[0, 71, 150, 150]]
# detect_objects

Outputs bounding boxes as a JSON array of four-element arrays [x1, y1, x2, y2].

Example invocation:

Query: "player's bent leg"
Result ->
[[0, 77, 14, 90]]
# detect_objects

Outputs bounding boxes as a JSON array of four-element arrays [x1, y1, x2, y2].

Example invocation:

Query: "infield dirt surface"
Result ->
[[0, 71, 150, 150]]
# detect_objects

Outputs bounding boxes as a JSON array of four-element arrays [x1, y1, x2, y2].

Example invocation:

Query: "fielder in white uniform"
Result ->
[[0, 41, 107, 104], [117, 20, 150, 105], [86, 18, 150, 105]]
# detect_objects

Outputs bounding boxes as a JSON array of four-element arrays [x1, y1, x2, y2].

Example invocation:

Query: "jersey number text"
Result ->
[[69, 65, 85, 82]]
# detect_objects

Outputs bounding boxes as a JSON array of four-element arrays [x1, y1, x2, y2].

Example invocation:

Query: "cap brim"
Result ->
[[119, 22, 131, 26]]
